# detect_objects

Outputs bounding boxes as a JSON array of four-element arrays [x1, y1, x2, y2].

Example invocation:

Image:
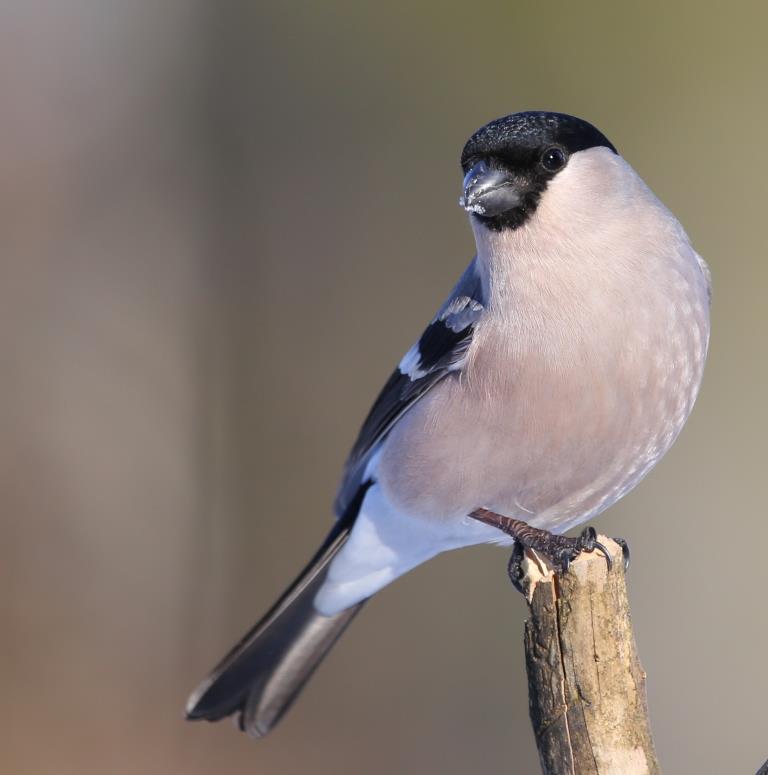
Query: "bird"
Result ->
[[185, 111, 711, 738]]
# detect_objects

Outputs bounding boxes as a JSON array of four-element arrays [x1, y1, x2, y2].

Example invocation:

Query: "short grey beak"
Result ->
[[459, 160, 521, 217]]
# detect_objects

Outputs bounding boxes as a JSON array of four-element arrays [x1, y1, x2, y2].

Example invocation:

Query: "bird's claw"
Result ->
[[612, 536, 631, 571], [506, 542, 526, 595], [557, 526, 613, 574]]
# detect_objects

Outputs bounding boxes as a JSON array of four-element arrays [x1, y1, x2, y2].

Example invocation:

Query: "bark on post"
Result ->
[[518, 537, 660, 775]]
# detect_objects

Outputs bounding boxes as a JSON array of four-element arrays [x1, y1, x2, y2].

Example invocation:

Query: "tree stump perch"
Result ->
[[518, 537, 660, 775]]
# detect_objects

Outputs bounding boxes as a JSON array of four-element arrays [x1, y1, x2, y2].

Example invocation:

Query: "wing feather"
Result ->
[[334, 259, 485, 516]]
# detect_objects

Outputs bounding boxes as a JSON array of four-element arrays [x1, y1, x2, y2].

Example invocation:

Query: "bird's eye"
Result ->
[[541, 147, 566, 172]]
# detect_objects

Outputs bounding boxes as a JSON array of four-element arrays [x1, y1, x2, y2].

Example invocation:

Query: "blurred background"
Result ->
[[2, 2, 766, 773]]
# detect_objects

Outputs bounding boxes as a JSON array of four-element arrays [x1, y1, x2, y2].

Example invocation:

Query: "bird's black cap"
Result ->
[[459, 112, 618, 231], [461, 111, 616, 173]]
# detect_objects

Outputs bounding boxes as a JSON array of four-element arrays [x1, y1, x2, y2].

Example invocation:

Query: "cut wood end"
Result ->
[[520, 535, 624, 600], [519, 549, 555, 602], [568, 536, 625, 585]]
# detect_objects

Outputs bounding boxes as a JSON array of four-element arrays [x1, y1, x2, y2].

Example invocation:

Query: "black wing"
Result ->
[[334, 259, 486, 517]]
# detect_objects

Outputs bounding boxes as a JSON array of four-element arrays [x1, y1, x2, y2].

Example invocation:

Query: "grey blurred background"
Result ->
[[2, 2, 766, 773]]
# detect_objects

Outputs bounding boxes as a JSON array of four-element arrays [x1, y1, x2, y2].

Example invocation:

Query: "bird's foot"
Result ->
[[613, 536, 631, 571], [506, 541, 526, 595], [471, 507, 629, 577]]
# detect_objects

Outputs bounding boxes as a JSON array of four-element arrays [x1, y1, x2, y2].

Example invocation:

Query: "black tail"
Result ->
[[185, 505, 365, 738]]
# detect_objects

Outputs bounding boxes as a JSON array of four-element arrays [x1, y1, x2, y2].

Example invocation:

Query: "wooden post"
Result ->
[[518, 537, 660, 775]]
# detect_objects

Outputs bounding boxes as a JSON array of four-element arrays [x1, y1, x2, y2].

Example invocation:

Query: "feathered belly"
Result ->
[[376, 308, 708, 533]]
